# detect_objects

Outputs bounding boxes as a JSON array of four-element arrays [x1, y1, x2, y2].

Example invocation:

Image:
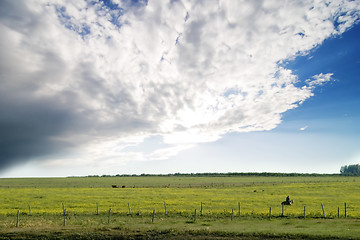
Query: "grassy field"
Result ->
[[1, 175, 360, 239]]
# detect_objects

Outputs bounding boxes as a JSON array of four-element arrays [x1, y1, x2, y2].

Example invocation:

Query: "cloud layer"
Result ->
[[0, 0, 359, 171]]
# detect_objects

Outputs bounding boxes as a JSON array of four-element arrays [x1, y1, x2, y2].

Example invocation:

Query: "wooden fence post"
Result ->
[[200, 202, 203, 216], [345, 202, 347, 218], [338, 207, 340, 218], [164, 202, 167, 215], [152, 209, 155, 223], [231, 209, 234, 220], [321, 203, 325, 218], [303, 206, 306, 219], [238, 202, 241, 216], [269, 207, 271, 218], [281, 204, 284, 217], [128, 203, 131, 215], [96, 203, 99, 215], [62, 203, 66, 226], [28, 204, 31, 216], [16, 210, 19, 227], [108, 208, 111, 224], [194, 209, 197, 222]]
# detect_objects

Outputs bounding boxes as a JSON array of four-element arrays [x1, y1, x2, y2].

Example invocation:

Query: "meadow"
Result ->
[[1, 175, 360, 239]]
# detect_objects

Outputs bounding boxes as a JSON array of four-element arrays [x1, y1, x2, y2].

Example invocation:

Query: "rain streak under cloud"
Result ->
[[0, 0, 359, 174]]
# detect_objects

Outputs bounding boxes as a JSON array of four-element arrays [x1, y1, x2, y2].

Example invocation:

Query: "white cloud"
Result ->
[[146, 144, 195, 161], [0, 0, 359, 171], [299, 126, 308, 131], [307, 73, 334, 87]]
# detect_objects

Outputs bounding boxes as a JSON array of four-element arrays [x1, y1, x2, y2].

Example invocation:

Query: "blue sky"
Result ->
[[0, 0, 359, 177], [285, 24, 360, 124]]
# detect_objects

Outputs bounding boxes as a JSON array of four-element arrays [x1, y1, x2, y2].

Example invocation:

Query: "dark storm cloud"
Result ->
[[0, 61, 150, 171], [0, 0, 151, 171], [0, 1, 76, 170], [0, 94, 73, 169]]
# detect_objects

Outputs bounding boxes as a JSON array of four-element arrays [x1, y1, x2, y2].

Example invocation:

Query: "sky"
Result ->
[[0, 0, 359, 177]]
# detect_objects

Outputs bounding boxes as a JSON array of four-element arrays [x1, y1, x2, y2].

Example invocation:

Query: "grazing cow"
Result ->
[[112, 185, 119, 188], [122, 185, 126, 188]]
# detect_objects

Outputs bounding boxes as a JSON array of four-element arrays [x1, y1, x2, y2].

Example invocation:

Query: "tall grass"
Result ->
[[1, 176, 359, 217]]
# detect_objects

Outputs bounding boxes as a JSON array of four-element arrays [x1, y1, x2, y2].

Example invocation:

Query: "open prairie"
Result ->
[[1, 175, 360, 239]]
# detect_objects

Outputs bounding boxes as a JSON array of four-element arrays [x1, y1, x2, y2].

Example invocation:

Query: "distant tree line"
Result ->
[[340, 164, 360, 176], [83, 172, 342, 178]]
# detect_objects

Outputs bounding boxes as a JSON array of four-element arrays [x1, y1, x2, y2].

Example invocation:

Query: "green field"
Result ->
[[1, 175, 360, 239]]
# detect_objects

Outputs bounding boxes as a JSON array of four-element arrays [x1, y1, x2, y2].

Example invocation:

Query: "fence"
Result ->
[[9, 201, 353, 227]]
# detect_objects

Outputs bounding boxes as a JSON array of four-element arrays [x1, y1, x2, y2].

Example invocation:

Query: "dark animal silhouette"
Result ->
[[281, 200, 294, 205]]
